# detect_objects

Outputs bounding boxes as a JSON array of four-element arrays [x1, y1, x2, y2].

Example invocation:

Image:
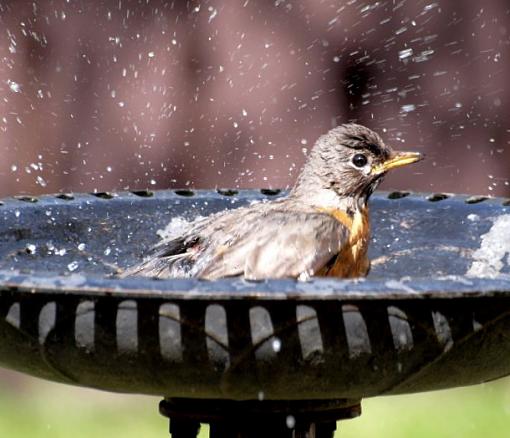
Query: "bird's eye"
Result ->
[[352, 153, 368, 168]]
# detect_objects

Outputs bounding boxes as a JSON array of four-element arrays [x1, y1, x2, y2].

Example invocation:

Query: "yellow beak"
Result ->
[[371, 151, 423, 175]]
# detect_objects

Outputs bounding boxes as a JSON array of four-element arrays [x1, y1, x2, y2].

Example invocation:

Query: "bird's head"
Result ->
[[293, 123, 423, 205]]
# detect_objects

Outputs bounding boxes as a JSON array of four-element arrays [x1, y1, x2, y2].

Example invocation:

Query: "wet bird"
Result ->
[[123, 124, 422, 280]]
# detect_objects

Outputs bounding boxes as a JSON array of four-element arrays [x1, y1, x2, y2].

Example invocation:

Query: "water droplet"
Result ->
[[36, 176, 47, 187], [272, 338, 281, 352], [401, 104, 416, 113], [208, 7, 218, 22], [286, 415, 295, 429], [398, 48, 413, 60], [7, 80, 21, 93]]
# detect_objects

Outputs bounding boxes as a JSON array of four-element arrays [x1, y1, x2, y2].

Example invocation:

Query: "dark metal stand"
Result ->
[[160, 398, 361, 438]]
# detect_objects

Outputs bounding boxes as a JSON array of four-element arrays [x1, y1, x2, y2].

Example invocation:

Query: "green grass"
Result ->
[[0, 369, 509, 437], [341, 381, 510, 438]]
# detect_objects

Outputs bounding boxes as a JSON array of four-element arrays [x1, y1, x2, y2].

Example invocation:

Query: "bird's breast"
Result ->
[[317, 207, 370, 278]]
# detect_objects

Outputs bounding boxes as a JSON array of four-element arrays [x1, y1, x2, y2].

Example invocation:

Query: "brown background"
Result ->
[[1, 1, 509, 198]]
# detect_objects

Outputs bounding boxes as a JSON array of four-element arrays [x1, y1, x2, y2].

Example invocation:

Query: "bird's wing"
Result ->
[[119, 208, 241, 278], [197, 211, 350, 280], [119, 236, 198, 278]]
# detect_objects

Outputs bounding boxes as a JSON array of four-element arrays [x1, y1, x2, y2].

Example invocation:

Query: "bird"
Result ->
[[122, 124, 422, 280]]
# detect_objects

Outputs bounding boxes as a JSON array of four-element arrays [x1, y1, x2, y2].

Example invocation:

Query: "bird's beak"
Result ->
[[371, 151, 423, 175]]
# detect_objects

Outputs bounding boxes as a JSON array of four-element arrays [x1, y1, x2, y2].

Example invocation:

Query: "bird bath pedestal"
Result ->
[[0, 190, 509, 437]]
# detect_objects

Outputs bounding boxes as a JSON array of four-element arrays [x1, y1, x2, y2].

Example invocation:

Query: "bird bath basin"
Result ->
[[0, 189, 510, 437]]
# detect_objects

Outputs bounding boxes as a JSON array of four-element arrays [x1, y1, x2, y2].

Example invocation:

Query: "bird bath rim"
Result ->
[[1, 270, 510, 301]]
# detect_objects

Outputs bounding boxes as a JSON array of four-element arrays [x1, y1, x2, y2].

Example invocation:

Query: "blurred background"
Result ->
[[1, 0, 510, 197], [2, 368, 510, 438], [1, 0, 510, 436]]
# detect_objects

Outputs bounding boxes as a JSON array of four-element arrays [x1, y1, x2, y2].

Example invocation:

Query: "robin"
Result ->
[[123, 124, 422, 280]]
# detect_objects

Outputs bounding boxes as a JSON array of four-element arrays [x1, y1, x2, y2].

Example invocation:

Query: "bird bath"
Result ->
[[0, 189, 510, 437]]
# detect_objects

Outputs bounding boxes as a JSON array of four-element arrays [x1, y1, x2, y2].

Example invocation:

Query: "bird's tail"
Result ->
[[119, 252, 193, 279]]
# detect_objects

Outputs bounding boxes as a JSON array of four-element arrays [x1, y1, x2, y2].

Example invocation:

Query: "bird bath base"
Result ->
[[159, 398, 360, 438]]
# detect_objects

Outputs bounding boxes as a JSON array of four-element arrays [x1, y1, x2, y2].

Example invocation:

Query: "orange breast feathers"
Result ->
[[317, 207, 371, 278]]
